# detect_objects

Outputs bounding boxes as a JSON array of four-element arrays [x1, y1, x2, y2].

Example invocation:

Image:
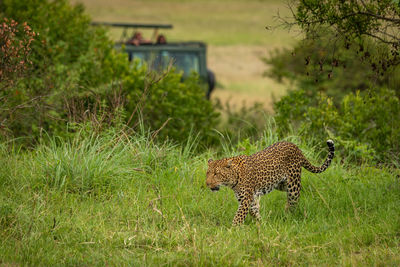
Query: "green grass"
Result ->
[[1, 128, 399, 265]]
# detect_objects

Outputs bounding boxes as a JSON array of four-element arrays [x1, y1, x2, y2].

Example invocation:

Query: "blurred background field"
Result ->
[[72, 0, 297, 111]]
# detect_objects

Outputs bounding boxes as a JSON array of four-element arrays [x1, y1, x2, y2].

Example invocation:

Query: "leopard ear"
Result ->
[[226, 159, 232, 168], [208, 158, 213, 163]]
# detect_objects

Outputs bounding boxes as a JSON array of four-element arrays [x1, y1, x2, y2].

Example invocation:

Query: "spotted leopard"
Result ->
[[206, 140, 335, 225]]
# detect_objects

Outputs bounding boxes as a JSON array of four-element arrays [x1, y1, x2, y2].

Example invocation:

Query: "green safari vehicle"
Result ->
[[92, 22, 216, 98]]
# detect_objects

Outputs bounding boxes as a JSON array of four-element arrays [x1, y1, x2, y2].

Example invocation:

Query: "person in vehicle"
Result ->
[[156, 34, 167, 44], [127, 31, 151, 46]]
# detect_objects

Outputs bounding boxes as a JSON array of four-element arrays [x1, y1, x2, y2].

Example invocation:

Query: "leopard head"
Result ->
[[206, 158, 239, 191]]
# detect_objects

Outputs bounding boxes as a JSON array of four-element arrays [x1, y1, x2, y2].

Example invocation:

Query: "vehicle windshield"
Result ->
[[130, 50, 200, 76]]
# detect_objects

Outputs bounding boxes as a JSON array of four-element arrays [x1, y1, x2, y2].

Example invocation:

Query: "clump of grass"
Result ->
[[29, 129, 137, 195]]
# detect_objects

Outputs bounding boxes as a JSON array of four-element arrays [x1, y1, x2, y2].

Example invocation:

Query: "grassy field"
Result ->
[[1, 128, 399, 265], [73, 0, 297, 110]]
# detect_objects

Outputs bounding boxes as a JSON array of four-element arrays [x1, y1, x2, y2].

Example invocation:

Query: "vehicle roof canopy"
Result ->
[[92, 21, 174, 43], [91, 22, 173, 29]]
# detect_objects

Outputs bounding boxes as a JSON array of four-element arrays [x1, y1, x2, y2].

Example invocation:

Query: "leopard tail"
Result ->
[[302, 140, 335, 173]]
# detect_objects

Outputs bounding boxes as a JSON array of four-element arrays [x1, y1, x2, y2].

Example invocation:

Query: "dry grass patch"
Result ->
[[208, 45, 289, 111]]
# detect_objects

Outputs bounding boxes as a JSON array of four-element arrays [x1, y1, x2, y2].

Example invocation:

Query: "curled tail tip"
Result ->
[[327, 139, 335, 150]]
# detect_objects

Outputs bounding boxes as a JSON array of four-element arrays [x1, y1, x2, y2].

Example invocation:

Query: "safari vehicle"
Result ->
[[91, 22, 215, 98]]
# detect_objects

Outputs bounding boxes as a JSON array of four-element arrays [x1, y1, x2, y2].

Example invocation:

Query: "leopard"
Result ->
[[206, 140, 335, 226]]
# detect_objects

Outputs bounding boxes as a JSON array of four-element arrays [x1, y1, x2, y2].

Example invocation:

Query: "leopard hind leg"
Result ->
[[285, 169, 302, 211]]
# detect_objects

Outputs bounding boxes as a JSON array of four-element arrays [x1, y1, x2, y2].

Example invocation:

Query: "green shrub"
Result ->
[[122, 65, 219, 147], [0, 0, 116, 138], [273, 89, 312, 137], [266, 28, 400, 165], [214, 100, 270, 146], [265, 30, 400, 104], [1, 0, 220, 148], [275, 88, 400, 164]]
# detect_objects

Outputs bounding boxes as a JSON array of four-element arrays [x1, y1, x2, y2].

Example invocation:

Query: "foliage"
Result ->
[[294, 0, 400, 69], [266, 2, 400, 165], [273, 89, 311, 136], [214, 99, 269, 145], [0, 0, 116, 139], [121, 65, 219, 146], [274, 88, 400, 164], [61, 64, 220, 148], [0, 18, 37, 136], [0, 0, 219, 147], [265, 29, 400, 102], [0, 18, 36, 88]]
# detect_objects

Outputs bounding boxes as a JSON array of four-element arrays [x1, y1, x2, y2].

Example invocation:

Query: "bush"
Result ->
[[0, 0, 116, 139], [1, 0, 220, 148], [214, 99, 269, 146], [122, 65, 219, 147], [265, 30, 400, 104], [266, 27, 400, 165], [274, 88, 400, 164]]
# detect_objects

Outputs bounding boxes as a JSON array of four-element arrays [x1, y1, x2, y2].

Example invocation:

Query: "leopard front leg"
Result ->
[[232, 192, 253, 226], [249, 195, 261, 221]]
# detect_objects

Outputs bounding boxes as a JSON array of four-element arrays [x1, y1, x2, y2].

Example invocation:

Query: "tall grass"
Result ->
[[0, 127, 399, 265]]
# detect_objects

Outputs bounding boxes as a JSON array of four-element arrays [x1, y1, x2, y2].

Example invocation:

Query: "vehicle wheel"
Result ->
[[206, 69, 215, 99]]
